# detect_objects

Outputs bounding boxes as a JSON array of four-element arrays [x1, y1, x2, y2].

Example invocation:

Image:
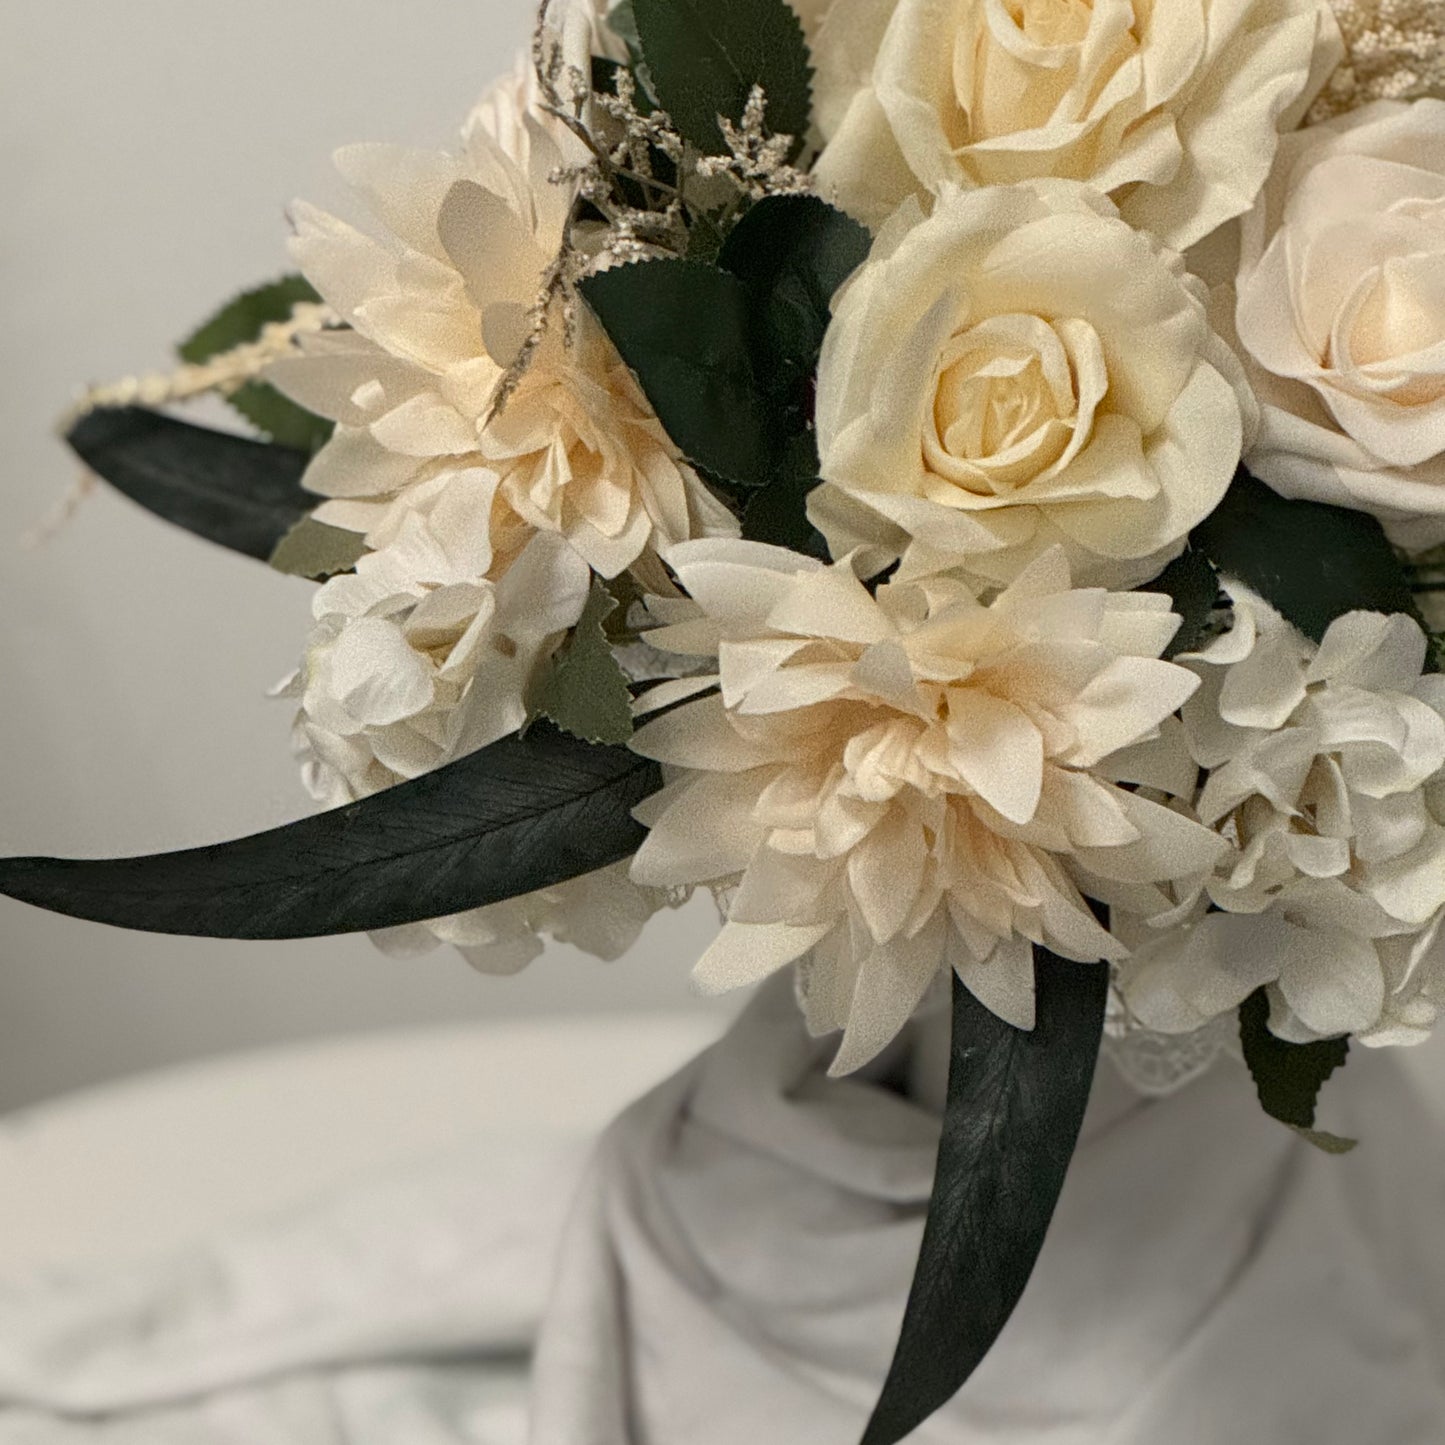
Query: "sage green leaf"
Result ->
[[532, 580, 636, 745], [0, 725, 660, 939], [630, 0, 812, 156], [67, 406, 314, 562], [862, 953, 1109, 1445], [179, 276, 334, 452], [581, 259, 782, 487], [1193, 469, 1421, 644], [269, 516, 369, 581], [1239, 989, 1356, 1152], [1148, 547, 1220, 659], [1292, 1126, 1359, 1155]]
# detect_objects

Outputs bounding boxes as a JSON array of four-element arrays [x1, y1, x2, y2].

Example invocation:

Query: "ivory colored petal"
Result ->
[[694, 920, 835, 996], [954, 934, 1037, 1031]]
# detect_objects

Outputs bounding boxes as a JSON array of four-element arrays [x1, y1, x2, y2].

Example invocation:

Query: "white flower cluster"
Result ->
[[261, 0, 1445, 1066], [1119, 584, 1445, 1047]]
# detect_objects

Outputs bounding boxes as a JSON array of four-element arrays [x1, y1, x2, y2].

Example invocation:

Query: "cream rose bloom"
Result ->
[[1234, 99, 1445, 549], [1120, 583, 1445, 1046], [809, 0, 1341, 248], [268, 66, 734, 581], [629, 541, 1227, 1073], [812, 182, 1253, 591]]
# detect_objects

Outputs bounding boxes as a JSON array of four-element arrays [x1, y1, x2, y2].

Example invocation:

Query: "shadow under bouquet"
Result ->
[[9, 0, 1445, 1437]]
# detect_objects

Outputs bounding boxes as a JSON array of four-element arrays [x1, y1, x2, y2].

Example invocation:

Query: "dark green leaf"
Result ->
[[742, 469, 829, 559], [863, 953, 1108, 1445], [66, 406, 315, 562], [718, 194, 870, 379], [269, 516, 369, 581], [1149, 547, 1220, 659], [1193, 468, 1422, 644], [0, 725, 660, 940], [630, 0, 812, 156], [581, 259, 782, 487], [532, 580, 636, 745], [179, 276, 334, 452], [1238, 989, 1355, 1152], [741, 433, 828, 557]]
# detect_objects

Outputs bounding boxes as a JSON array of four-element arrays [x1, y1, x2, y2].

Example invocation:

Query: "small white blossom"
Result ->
[[1120, 583, 1445, 1045]]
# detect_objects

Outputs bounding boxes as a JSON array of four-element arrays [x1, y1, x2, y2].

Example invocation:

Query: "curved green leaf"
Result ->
[[0, 726, 660, 939], [863, 953, 1108, 1445], [67, 406, 316, 562]]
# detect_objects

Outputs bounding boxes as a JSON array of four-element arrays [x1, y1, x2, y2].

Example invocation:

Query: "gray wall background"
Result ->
[[1, 2, 1442, 1120]]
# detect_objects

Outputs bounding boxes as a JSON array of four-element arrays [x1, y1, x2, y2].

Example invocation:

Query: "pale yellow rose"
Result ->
[[811, 182, 1253, 591], [1234, 99, 1445, 549], [809, 0, 1341, 249]]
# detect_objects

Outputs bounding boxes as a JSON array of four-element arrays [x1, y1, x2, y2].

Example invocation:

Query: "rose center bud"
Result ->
[[927, 313, 1079, 494], [1006, 0, 1095, 48], [1335, 250, 1445, 407]]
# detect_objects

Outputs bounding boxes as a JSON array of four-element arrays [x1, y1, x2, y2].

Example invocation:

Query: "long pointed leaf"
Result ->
[[863, 952, 1108, 1445], [0, 726, 660, 939], [66, 406, 315, 562]]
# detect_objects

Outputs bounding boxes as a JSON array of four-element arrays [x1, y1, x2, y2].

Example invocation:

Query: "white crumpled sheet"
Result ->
[[5, 978, 1445, 1443], [0, 1138, 576, 1443]]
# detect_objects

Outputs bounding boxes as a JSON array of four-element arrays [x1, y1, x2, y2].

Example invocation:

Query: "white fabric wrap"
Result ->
[[531, 978, 1445, 1444]]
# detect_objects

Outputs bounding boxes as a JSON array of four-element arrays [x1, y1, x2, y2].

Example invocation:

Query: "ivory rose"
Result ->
[[629, 541, 1227, 1074], [811, 182, 1252, 591], [809, 0, 1341, 248], [1119, 583, 1445, 1046], [1235, 99, 1445, 549]]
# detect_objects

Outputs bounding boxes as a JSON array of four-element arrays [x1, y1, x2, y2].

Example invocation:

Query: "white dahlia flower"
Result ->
[[369, 860, 674, 977], [286, 494, 672, 970], [629, 541, 1227, 1073], [1120, 583, 1445, 1046], [268, 61, 734, 580], [812, 182, 1254, 592]]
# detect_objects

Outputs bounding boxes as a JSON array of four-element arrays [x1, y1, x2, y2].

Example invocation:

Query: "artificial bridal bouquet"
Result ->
[[10, 0, 1445, 1436]]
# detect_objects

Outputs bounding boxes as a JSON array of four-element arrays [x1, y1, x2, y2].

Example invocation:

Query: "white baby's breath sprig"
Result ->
[[61, 301, 341, 432]]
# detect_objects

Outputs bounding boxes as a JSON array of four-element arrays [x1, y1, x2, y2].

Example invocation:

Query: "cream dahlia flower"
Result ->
[[1120, 583, 1445, 1046], [808, 0, 1342, 248], [268, 65, 734, 580], [812, 182, 1253, 592], [629, 541, 1227, 1073]]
